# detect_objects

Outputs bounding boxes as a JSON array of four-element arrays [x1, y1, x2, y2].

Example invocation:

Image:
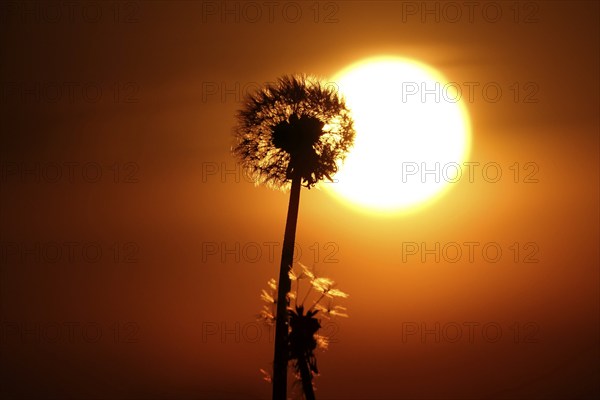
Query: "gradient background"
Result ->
[[0, 1, 598, 399]]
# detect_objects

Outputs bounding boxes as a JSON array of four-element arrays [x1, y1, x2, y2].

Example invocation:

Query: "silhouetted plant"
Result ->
[[233, 74, 355, 399], [259, 263, 348, 400], [233, 75, 355, 189]]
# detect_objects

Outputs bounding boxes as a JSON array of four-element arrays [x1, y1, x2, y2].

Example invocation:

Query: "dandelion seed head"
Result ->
[[232, 74, 355, 190]]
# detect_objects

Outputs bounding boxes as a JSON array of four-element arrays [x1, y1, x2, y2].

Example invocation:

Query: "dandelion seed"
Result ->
[[327, 288, 349, 299], [311, 277, 334, 293], [316, 303, 349, 318], [259, 305, 276, 324], [299, 262, 315, 280], [315, 334, 329, 350], [259, 368, 272, 383], [289, 270, 298, 281], [260, 289, 275, 304]]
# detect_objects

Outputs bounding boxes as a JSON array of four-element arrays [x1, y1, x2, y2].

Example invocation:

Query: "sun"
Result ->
[[323, 56, 471, 214]]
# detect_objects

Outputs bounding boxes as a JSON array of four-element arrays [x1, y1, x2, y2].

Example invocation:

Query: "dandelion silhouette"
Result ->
[[233, 75, 354, 189], [233, 74, 355, 399], [259, 263, 349, 400]]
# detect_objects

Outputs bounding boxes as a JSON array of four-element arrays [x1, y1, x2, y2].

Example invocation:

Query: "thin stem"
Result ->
[[301, 284, 314, 307], [272, 174, 302, 400], [308, 293, 326, 313], [295, 278, 300, 308], [297, 355, 316, 400]]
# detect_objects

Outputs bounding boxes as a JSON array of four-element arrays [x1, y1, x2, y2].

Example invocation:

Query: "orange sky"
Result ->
[[1, 1, 598, 399]]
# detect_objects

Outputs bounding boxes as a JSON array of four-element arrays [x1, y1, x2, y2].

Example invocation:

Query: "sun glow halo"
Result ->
[[324, 57, 471, 214]]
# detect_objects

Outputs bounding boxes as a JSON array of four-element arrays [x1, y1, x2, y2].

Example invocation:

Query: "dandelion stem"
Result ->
[[297, 354, 316, 400], [272, 173, 302, 400]]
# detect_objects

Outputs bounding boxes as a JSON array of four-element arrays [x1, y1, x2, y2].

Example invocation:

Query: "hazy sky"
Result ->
[[1, 1, 598, 399]]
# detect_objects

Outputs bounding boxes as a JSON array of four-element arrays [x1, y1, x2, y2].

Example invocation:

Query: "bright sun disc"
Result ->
[[324, 56, 471, 214]]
